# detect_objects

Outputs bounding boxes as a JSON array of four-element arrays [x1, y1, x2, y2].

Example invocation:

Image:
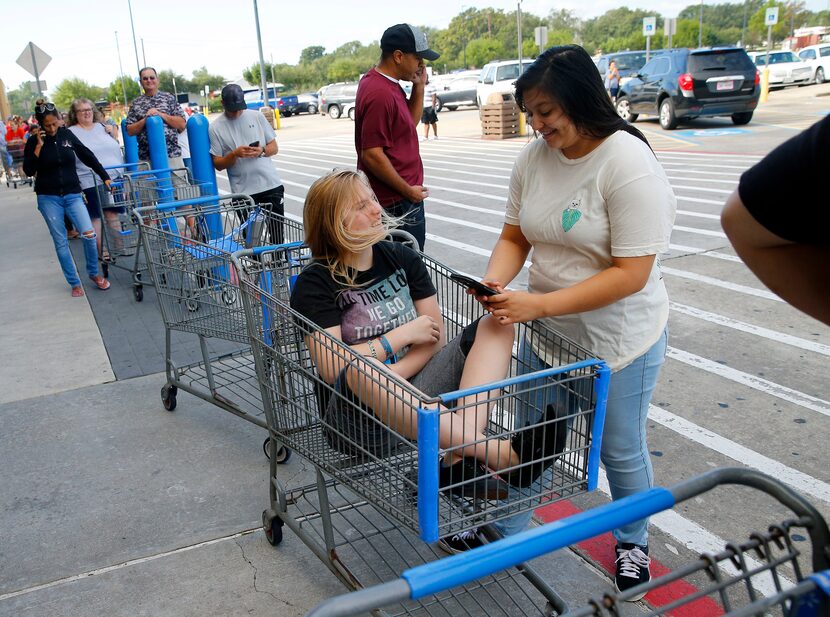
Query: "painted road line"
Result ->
[[675, 210, 721, 220], [667, 347, 830, 416], [662, 267, 782, 301], [672, 225, 727, 238], [670, 302, 830, 356], [667, 244, 742, 262]]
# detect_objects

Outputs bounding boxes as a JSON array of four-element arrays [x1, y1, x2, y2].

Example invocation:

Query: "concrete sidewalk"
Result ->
[[0, 184, 620, 616]]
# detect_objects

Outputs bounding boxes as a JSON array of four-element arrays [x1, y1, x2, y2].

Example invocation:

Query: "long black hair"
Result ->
[[515, 45, 651, 150]]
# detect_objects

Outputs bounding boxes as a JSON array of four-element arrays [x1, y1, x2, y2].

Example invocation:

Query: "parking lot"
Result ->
[[1, 82, 827, 616]]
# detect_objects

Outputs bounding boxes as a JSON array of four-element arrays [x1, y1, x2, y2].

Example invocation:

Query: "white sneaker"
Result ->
[[437, 529, 487, 555]]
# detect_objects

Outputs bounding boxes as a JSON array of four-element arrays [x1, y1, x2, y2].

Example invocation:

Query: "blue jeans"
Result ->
[[495, 328, 668, 546], [37, 193, 99, 287], [385, 199, 425, 251]]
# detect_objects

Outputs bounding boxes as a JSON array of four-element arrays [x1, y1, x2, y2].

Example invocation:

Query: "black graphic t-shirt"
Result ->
[[290, 242, 436, 359]]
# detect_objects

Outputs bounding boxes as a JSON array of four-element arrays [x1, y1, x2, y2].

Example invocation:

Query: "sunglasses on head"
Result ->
[[36, 102, 56, 114]]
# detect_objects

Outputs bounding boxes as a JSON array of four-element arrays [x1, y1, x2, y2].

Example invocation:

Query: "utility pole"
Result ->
[[127, 0, 141, 76], [115, 31, 129, 106], [141, 38, 146, 67], [252, 0, 269, 106]]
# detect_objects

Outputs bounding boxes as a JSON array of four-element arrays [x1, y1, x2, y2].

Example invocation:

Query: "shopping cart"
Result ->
[[233, 244, 611, 614], [307, 468, 830, 617], [136, 194, 306, 460], [93, 163, 150, 294], [6, 140, 31, 189]]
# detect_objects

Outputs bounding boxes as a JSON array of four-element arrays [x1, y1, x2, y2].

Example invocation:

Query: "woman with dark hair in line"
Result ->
[[475, 45, 676, 597], [23, 103, 112, 297]]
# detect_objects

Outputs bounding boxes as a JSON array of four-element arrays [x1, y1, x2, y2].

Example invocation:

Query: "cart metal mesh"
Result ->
[[305, 469, 830, 617], [236, 247, 609, 542], [136, 195, 305, 344]]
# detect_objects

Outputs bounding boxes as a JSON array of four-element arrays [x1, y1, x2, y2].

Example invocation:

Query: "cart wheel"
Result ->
[[262, 437, 292, 464], [262, 509, 284, 546], [102, 263, 109, 278], [221, 287, 237, 305], [161, 385, 178, 411], [134, 286, 144, 302], [135, 272, 142, 282], [185, 297, 199, 312]]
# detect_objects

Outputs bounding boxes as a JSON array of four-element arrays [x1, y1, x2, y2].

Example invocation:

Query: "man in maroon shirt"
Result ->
[[354, 23, 440, 250]]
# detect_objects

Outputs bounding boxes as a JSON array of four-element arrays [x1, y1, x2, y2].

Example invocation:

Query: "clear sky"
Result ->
[[2, 0, 826, 95]]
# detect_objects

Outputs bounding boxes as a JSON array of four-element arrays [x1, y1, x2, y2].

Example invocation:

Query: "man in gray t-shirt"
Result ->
[[209, 84, 285, 242]]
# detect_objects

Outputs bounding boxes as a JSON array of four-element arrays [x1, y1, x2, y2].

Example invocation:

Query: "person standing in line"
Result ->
[[354, 23, 440, 251], [208, 84, 285, 244], [470, 46, 676, 598], [421, 80, 439, 140], [721, 115, 829, 326], [125, 67, 187, 168], [67, 98, 125, 259], [23, 103, 112, 297]]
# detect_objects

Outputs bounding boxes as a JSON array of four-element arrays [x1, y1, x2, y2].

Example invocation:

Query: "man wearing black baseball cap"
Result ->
[[354, 24, 440, 250], [208, 84, 285, 242]]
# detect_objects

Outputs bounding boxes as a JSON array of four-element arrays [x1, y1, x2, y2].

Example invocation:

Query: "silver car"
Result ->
[[748, 51, 812, 87]]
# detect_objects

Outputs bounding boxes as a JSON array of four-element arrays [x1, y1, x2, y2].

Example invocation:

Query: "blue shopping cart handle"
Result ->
[[104, 162, 145, 170], [154, 195, 234, 212], [404, 487, 675, 599], [251, 241, 305, 256]]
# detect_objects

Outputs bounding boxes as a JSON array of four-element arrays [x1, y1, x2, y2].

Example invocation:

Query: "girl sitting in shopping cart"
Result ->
[[290, 169, 567, 501]]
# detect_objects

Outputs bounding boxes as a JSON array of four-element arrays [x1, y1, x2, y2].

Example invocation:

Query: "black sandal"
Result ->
[[503, 403, 570, 488]]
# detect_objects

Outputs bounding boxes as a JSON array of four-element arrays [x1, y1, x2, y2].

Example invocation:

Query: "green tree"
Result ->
[[465, 37, 508, 67], [7, 82, 40, 116], [326, 58, 363, 82], [300, 45, 325, 64], [190, 66, 225, 92], [52, 77, 106, 109], [107, 77, 141, 105], [157, 70, 189, 96]]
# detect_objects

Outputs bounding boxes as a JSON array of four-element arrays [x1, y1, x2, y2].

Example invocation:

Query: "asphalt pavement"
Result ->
[[1, 82, 828, 617]]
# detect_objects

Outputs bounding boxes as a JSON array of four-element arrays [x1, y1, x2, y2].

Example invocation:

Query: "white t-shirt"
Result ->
[[208, 110, 282, 195], [68, 123, 124, 190], [423, 84, 437, 108], [506, 130, 676, 371]]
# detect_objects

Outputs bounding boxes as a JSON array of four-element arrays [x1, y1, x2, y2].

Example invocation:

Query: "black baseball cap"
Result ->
[[380, 24, 440, 61], [221, 84, 247, 112]]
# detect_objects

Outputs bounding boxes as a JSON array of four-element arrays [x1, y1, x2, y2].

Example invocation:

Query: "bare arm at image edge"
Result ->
[[721, 190, 830, 326]]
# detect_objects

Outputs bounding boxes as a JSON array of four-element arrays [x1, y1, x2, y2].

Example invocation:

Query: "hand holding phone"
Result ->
[[450, 273, 498, 297], [249, 140, 260, 147]]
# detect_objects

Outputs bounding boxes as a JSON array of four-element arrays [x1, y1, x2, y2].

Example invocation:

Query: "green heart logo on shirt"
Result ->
[[562, 205, 582, 232]]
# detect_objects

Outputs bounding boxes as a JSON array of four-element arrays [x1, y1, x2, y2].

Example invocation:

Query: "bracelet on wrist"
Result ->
[[366, 338, 379, 359], [379, 335, 396, 364]]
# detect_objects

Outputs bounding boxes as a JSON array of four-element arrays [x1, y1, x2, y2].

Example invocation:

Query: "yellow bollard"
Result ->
[[274, 106, 281, 130], [759, 68, 770, 104]]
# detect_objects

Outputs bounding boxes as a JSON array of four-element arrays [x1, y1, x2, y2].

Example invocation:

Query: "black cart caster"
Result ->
[[161, 384, 177, 411], [262, 509, 284, 546]]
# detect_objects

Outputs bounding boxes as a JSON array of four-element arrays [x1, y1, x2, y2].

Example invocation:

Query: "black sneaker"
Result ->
[[503, 403, 569, 488], [614, 543, 651, 601], [437, 529, 487, 555], [439, 457, 509, 500]]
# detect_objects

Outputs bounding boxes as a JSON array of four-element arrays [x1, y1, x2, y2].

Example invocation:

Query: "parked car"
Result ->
[[594, 50, 663, 88], [319, 82, 359, 119], [342, 101, 356, 121], [615, 47, 760, 130], [243, 88, 281, 110], [276, 95, 299, 117], [293, 92, 319, 115], [435, 74, 479, 111], [797, 43, 830, 83], [748, 50, 812, 88], [476, 60, 530, 106]]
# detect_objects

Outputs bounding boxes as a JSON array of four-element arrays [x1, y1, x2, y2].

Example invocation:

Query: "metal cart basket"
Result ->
[[307, 468, 830, 617], [135, 195, 306, 448], [233, 244, 611, 615]]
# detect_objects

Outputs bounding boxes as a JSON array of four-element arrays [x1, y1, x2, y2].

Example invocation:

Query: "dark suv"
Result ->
[[615, 47, 760, 130], [319, 82, 359, 119]]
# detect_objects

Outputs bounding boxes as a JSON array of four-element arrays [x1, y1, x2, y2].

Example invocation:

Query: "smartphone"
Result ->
[[249, 140, 260, 147], [450, 273, 498, 297]]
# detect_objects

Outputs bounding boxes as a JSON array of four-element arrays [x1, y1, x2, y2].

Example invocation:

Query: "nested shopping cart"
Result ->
[[135, 195, 306, 461], [307, 468, 830, 617], [6, 139, 31, 189], [233, 244, 611, 616]]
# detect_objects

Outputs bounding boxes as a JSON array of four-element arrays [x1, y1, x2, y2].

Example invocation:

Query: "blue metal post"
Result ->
[[186, 114, 221, 239], [417, 406, 440, 543], [146, 116, 174, 203], [122, 119, 138, 164]]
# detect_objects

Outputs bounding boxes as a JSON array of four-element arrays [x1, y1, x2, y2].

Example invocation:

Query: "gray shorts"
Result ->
[[322, 319, 481, 457]]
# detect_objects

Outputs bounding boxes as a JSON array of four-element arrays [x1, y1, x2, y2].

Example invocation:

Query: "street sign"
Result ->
[[16, 42, 51, 79], [534, 26, 548, 48], [665, 18, 677, 36], [643, 17, 657, 37], [28, 80, 47, 93], [765, 7, 779, 26]]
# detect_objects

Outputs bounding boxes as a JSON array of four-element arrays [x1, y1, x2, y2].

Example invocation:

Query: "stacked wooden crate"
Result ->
[[480, 93, 521, 139]]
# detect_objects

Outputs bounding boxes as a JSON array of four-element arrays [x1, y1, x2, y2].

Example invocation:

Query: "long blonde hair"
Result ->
[[303, 169, 396, 287]]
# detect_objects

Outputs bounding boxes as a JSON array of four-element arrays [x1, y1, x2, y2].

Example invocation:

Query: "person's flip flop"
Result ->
[[90, 275, 111, 291], [71, 286, 85, 297]]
